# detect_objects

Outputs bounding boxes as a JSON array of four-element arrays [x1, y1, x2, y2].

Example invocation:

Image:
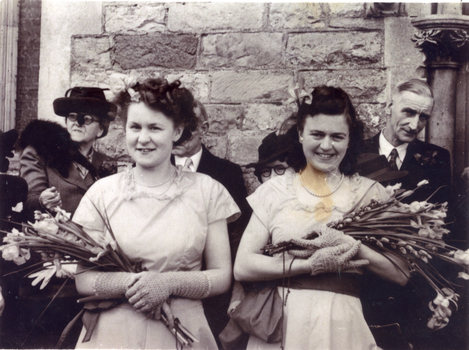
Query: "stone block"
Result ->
[[287, 31, 382, 69], [244, 170, 260, 196], [112, 33, 198, 70], [328, 3, 365, 17], [104, 4, 166, 33], [94, 121, 129, 161], [71, 36, 112, 70], [211, 71, 293, 103], [205, 104, 245, 134], [269, 3, 325, 30], [384, 17, 424, 68], [71, 69, 111, 88], [243, 104, 296, 132], [229, 135, 265, 166], [356, 103, 386, 139], [167, 2, 265, 32], [164, 72, 210, 103], [201, 33, 284, 68], [328, 17, 383, 31], [299, 69, 386, 104]]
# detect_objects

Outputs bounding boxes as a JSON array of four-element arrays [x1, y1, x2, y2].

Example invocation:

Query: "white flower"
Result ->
[[457, 271, 469, 280], [454, 249, 469, 265], [109, 73, 139, 102], [30, 219, 59, 235], [11, 202, 23, 213], [417, 179, 430, 187]]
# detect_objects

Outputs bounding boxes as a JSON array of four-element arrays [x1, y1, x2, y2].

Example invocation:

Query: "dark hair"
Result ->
[[287, 85, 364, 175], [114, 78, 198, 145]]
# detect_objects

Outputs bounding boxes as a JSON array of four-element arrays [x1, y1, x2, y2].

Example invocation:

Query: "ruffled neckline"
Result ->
[[286, 170, 366, 214], [122, 166, 193, 201]]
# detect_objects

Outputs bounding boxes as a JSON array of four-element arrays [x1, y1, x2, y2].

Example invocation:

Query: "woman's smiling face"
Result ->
[[299, 113, 350, 174], [126, 102, 183, 170]]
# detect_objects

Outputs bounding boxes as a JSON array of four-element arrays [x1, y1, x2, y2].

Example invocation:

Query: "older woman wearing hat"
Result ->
[[19, 87, 117, 219], [13, 87, 117, 348]]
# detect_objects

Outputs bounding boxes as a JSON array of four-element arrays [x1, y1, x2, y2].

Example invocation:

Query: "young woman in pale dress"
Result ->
[[73, 78, 240, 349], [234, 86, 409, 350]]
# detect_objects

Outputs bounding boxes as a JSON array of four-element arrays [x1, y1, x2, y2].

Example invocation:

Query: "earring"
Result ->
[[300, 136, 303, 141]]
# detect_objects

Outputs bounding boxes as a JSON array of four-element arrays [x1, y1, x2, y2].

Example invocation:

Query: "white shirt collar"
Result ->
[[379, 131, 409, 169], [174, 147, 203, 172]]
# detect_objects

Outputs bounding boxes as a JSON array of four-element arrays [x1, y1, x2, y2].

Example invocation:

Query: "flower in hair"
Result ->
[[287, 78, 312, 106], [109, 73, 140, 103]]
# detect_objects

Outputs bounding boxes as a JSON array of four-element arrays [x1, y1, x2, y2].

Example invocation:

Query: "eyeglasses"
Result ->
[[67, 113, 99, 125], [261, 165, 288, 177]]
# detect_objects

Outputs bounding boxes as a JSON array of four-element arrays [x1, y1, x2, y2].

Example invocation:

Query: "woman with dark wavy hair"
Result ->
[[73, 78, 239, 349], [234, 86, 408, 349]]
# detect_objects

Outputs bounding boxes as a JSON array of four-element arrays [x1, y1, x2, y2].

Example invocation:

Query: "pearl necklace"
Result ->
[[133, 169, 176, 188], [299, 171, 345, 197]]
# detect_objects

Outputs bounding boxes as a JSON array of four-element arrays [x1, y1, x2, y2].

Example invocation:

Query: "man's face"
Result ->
[[172, 121, 208, 158], [386, 91, 433, 146]]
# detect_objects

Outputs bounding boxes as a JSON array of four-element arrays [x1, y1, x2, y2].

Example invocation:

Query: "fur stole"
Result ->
[[19, 120, 98, 179]]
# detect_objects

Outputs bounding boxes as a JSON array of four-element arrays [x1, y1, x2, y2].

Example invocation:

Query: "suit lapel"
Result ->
[[58, 152, 103, 191], [197, 146, 215, 175]]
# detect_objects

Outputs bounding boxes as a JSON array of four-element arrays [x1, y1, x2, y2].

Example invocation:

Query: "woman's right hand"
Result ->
[[39, 187, 62, 211]]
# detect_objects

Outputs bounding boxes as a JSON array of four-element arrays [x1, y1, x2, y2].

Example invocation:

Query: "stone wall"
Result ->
[[63, 2, 426, 193]]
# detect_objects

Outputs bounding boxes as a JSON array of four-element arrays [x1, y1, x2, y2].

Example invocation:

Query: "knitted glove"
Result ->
[[308, 241, 368, 276], [126, 271, 212, 314], [93, 272, 136, 296], [292, 225, 353, 251]]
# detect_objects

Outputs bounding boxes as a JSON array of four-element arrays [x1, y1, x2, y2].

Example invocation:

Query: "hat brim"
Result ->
[[53, 97, 117, 119], [246, 149, 291, 169]]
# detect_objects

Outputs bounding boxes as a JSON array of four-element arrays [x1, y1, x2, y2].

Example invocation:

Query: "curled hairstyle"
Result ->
[[287, 85, 364, 175], [114, 78, 198, 146]]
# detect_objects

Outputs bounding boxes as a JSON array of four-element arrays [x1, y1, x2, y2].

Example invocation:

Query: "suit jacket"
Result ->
[[20, 145, 112, 219], [361, 132, 451, 205]]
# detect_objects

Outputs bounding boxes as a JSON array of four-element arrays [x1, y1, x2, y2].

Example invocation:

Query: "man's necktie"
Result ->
[[182, 158, 193, 172], [388, 148, 398, 170]]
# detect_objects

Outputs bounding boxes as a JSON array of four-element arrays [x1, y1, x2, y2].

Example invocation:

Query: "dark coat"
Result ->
[[361, 133, 451, 205], [19, 120, 116, 219], [360, 133, 453, 349]]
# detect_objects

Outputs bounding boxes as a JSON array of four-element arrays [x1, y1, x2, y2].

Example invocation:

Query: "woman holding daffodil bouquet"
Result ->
[[72, 76, 239, 349], [234, 86, 409, 350]]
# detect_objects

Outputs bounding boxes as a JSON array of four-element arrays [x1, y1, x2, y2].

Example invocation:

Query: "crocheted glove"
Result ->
[[126, 271, 211, 314], [93, 272, 136, 296], [291, 226, 353, 252], [308, 241, 368, 276]]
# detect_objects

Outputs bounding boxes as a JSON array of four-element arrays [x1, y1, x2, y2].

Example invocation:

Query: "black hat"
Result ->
[[246, 132, 293, 169], [356, 153, 408, 183], [53, 87, 117, 121]]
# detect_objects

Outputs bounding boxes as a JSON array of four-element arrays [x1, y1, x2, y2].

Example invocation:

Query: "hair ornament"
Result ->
[[109, 72, 141, 103], [287, 77, 312, 106]]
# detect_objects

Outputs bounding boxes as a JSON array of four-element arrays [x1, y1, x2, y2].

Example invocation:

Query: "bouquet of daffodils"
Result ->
[[264, 180, 469, 331], [0, 208, 197, 347]]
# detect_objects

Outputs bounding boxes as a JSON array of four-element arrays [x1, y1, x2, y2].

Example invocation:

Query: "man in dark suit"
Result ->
[[172, 100, 251, 348], [360, 78, 451, 204], [359, 79, 453, 350]]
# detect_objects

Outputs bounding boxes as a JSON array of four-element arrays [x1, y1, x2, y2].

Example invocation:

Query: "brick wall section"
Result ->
[[16, 0, 41, 133], [69, 2, 417, 193]]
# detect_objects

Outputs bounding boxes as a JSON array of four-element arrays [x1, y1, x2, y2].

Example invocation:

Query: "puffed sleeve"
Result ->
[[204, 176, 241, 225], [246, 180, 276, 230], [72, 182, 107, 242], [355, 176, 392, 208], [20, 145, 48, 217]]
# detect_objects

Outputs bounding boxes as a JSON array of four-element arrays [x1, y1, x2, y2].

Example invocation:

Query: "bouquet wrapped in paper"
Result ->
[[0, 208, 197, 347], [264, 180, 469, 331]]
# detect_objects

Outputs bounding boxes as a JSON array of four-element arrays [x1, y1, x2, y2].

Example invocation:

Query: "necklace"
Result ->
[[299, 171, 345, 197], [133, 169, 176, 188]]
